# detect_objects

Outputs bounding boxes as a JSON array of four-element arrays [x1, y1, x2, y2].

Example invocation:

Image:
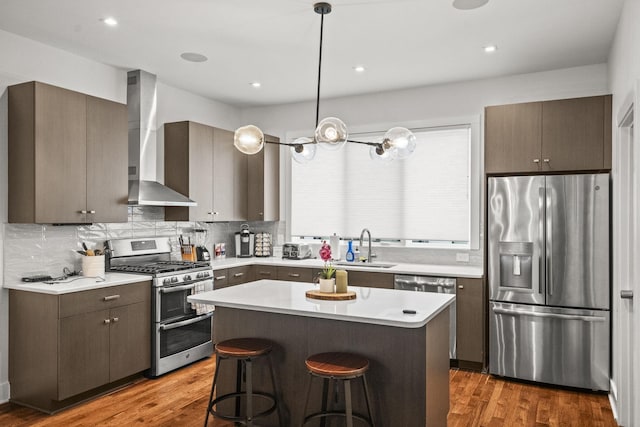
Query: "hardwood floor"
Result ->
[[0, 357, 618, 426], [448, 369, 617, 427]]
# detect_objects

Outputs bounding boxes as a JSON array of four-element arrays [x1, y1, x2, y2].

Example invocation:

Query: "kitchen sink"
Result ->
[[334, 261, 397, 269]]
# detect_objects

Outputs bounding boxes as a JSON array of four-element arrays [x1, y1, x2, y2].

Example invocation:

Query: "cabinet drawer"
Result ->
[[277, 267, 313, 282], [254, 265, 278, 280], [228, 265, 254, 285], [59, 281, 150, 318], [212, 269, 230, 289], [347, 271, 394, 289]]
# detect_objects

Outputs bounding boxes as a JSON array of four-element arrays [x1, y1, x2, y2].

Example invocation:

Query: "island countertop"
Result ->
[[188, 279, 455, 328]]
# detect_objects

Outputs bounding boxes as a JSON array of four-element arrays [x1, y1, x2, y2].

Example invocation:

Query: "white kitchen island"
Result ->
[[189, 280, 454, 426]]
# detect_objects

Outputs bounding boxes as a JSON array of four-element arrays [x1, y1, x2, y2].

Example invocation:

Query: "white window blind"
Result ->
[[291, 125, 471, 242]]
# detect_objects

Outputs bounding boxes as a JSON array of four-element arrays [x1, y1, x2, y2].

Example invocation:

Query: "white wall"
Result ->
[[608, 0, 640, 424], [0, 29, 241, 403]]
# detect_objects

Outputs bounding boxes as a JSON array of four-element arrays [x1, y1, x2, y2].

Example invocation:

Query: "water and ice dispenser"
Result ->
[[498, 242, 534, 290]]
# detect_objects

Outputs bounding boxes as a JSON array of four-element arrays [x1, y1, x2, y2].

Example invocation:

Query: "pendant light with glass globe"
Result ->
[[233, 2, 416, 163]]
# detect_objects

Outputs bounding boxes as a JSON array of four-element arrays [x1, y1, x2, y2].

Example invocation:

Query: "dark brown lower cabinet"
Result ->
[[228, 265, 254, 286], [212, 266, 255, 289], [344, 270, 394, 289], [276, 266, 314, 282], [254, 265, 278, 280], [455, 277, 485, 367], [9, 281, 151, 412]]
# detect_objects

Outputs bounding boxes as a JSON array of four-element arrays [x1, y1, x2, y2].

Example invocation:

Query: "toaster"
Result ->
[[282, 243, 312, 260]]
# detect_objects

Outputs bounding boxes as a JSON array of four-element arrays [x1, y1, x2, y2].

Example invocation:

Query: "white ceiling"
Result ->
[[0, 0, 625, 108]]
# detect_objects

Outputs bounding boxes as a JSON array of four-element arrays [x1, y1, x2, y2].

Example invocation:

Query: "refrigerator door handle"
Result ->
[[492, 307, 607, 322], [545, 186, 553, 296], [538, 187, 546, 297]]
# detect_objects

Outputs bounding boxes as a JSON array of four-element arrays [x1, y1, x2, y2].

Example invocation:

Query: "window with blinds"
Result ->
[[291, 125, 471, 244]]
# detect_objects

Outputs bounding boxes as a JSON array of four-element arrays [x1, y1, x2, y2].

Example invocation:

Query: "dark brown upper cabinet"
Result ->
[[485, 95, 612, 174], [8, 81, 128, 223]]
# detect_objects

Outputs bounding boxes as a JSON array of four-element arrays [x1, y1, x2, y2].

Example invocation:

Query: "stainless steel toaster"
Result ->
[[282, 243, 312, 260]]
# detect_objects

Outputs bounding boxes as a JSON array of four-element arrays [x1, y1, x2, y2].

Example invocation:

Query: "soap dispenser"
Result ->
[[345, 240, 355, 262]]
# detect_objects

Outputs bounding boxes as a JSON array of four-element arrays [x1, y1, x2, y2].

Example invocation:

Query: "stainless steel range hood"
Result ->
[[127, 70, 196, 206]]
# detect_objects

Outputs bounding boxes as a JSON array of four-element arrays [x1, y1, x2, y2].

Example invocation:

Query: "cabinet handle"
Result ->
[[458, 285, 464, 289], [89, 210, 96, 214], [259, 212, 264, 216], [103, 319, 111, 324], [208, 211, 214, 215], [543, 159, 550, 163], [288, 273, 300, 278], [234, 272, 244, 277], [215, 275, 226, 280], [103, 295, 120, 301], [79, 210, 88, 214], [533, 159, 540, 163], [112, 317, 119, 323], [259, 271, 272, 276], [213, 211, 219, 215]]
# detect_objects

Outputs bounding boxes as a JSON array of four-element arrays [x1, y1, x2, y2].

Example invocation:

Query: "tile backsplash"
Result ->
[[2, 207, 283, 285]]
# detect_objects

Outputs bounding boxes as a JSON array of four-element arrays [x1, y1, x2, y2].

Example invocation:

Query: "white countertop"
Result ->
[[3, 272, 153, 295], [209, 257, 483, 278], [188, 279, 455, 328]]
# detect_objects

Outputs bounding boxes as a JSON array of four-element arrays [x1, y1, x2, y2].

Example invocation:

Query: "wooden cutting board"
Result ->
[[305, 290, 356, 300]]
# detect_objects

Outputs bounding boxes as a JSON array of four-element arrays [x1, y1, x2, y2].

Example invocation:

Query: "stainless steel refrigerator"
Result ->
[[488, 174, 610, 391]]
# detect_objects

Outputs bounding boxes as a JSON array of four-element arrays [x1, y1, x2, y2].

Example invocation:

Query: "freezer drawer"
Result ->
[[489, 302, 610, 391]]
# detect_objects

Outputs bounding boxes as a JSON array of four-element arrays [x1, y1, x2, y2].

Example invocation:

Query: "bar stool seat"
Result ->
[[302, 352, 375, 427], [204, 338, 282, 427]]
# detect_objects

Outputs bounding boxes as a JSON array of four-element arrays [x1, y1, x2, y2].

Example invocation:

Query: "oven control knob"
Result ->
[[184, 275, 192, 282], [203, 271, 210, 277], [163, 278, 171, 285], [196, 272, 203, 279], [171, 277, 179, 283]]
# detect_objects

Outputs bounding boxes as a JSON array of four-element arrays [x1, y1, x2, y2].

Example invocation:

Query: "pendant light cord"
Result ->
[[315, 10, 325, 128]]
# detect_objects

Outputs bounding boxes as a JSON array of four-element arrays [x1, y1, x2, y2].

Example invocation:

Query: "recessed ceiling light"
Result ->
[[250, 82, 261, 88], [452, 0, 489, 10], [484, 45, 497, 53], [101, 17, 118, 26], [180, 52, 208, 63], [354, 65, 365, 73]]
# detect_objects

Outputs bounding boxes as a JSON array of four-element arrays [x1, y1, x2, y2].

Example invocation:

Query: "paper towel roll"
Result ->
[[330, 233, 341, 260]]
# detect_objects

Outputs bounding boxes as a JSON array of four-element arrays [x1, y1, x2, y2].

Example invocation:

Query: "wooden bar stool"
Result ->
[[204, 337, 282, 427], [302, 352, 375, 427]]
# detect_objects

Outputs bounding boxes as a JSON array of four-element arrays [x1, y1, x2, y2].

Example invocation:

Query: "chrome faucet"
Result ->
[[359, 228, 373, 263]]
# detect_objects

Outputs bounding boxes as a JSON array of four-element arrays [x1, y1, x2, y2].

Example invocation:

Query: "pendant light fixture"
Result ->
[[233, 2, 416, 163]]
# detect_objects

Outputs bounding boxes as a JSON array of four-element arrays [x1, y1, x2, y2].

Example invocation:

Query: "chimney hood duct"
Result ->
[[127, 70, 196, 206]]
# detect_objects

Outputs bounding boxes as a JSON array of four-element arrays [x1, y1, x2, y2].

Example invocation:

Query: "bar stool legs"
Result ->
[[302, 352, 375, 427], [204, 338, 282, 427]]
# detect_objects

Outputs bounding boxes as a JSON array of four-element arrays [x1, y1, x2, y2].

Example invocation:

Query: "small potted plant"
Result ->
[[318, 240, 335, 293]]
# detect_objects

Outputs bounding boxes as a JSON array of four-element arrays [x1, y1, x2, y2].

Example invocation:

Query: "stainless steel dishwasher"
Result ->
[[394, 275, 456, 359]]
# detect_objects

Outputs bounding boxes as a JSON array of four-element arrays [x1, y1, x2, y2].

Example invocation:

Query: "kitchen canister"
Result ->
[[82, 255, 105, 278]]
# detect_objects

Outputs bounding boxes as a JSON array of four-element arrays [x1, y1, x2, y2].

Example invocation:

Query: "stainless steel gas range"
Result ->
[[106, 237, 214, 377]]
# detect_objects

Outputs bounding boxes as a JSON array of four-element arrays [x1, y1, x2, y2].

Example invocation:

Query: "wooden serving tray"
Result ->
[[306, 290, 356, 301]]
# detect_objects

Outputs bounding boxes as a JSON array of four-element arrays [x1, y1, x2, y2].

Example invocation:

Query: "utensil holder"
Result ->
[[82, 255, 105, 278]]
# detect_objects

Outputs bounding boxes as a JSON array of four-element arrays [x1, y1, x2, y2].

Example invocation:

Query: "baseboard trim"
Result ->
[[0, 381, 9, 404], [609, 378, 620, 425]]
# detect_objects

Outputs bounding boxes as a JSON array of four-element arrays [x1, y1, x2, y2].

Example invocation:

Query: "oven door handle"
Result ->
[[159, 312, 214, 331], [160, 283, 197, 294]]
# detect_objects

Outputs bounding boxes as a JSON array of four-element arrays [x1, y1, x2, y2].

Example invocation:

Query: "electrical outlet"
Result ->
[[456, 253, 470, 263]]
